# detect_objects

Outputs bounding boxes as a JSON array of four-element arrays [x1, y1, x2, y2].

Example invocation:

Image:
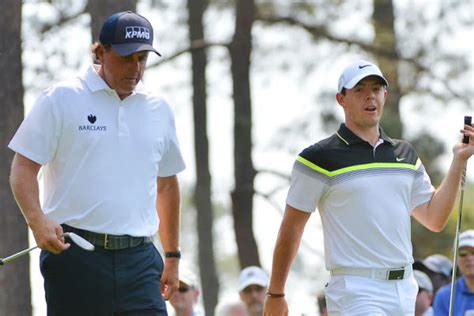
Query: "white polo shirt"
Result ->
[[9, 65, 186, 236], [287, 124, 435, 270]]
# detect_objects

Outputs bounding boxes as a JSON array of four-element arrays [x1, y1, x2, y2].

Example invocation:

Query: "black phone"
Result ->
[[464, 116, 472, 144]]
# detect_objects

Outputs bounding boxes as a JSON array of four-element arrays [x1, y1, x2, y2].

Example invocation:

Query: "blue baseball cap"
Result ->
[[99, 11, 161, 57]]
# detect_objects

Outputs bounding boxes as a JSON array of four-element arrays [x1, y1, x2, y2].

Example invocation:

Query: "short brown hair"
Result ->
[[90, 42, 111, 64]]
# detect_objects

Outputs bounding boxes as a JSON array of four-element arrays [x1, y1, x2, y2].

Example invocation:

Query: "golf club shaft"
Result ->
[[448, 116, 471, 316], [0, 232, 92, 266], [0, 246, 38, 265], [448, 166, 466, 316]]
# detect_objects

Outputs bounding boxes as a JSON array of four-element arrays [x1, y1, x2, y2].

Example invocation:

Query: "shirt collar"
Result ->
[[335, 123, 395, 146], [82, 64, 148, 96]]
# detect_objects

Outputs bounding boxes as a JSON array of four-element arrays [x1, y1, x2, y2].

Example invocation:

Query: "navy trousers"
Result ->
[[40, 241, 167, 316]]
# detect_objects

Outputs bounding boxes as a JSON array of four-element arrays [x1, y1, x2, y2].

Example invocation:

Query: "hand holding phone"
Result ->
[[464, 116, 472, 144]]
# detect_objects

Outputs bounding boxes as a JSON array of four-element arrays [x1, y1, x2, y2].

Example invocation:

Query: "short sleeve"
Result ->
[[157, 107, 185, 177], [410, 161, 435, 210], [286, 160, 327, 213], [8, 90, 61, 165]]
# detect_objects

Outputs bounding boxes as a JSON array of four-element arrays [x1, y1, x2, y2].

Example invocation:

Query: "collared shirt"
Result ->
[[286, 124, 434, 270], [9, 65, 186, 236], [433, 276, 474, 315]]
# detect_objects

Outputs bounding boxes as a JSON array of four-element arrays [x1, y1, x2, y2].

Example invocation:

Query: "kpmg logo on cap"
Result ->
[[125, 26, 150, 40]]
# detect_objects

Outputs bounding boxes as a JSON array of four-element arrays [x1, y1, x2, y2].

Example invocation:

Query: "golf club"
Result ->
[[0, 232, 94, 266], [448, 115, 471, 316]]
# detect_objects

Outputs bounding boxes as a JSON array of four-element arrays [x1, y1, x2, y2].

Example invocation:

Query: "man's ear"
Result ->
[[95, 45, 106, 64], [336, 92, 345, 107]]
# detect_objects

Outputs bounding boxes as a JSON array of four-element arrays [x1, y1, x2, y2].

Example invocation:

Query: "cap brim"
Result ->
[[111, 43, 161, 57], [459, 240, 474, 248], [344, 73, 388, 90], [413, 260, 427, 271], [180, 279, 194, 287], [239, 278, 267, 291]]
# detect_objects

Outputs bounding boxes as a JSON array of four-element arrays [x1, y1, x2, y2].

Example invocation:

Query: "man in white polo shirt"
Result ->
[[9, 11, 185, 315], [263, 60, 474, 315]]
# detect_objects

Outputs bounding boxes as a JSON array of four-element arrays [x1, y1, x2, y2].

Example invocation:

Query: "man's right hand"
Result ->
[[29, 215, 70, 254], [263, 297, 289, 316]]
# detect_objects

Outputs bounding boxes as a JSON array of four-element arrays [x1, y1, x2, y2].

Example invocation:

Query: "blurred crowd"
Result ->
[[169, 229, 473, 316]]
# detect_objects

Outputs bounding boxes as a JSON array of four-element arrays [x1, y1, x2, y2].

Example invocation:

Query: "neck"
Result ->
[[345, 123, 380, 146], [464, 275, 474, 292], [96, 65, 130, 100], [175, 306, 193, 316]]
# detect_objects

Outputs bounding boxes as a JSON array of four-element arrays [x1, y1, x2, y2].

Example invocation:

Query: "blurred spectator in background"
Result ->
[[239, 266, 269, 316], [413, 254, 452, 296], [316, 291, 328, 316], [432, 230, 474, 316], [216, 302, 249, 316], [414, 270, 434, 316], [170, 268, 201, 316]]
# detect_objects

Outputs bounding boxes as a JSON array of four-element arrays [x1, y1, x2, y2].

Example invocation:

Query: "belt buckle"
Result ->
[[104, 234, 112, 250], [387, 269, 405, 280]]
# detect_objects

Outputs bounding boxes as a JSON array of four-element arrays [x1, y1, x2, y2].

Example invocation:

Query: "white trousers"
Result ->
[[325, 274, 418, 316]]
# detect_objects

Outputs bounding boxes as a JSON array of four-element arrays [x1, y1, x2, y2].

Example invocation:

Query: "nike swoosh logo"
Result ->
[[396, 157, 406, 162], [358, 64, 371, 69]]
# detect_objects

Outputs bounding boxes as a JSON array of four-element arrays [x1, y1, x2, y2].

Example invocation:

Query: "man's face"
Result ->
[[459, 246, 474, 277], [97, 45, 148, 99], [336, 76, 387, 131], [239, 284, 266, 315], [169, 282, 199, 312]]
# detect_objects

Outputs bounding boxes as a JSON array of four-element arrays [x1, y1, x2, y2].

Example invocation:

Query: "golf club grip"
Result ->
[[464, 116, 472, 144]]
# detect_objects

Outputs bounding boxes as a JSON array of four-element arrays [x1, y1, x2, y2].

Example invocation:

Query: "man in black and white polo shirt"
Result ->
[[9, 11, 185, 315], [264, 60, 474, 315]]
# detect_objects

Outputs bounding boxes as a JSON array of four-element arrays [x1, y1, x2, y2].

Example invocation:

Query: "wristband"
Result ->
[[165, 250, 181, 259], [266, 292, 285, 298]]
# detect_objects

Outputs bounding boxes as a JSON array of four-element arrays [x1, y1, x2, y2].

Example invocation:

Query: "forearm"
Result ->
[[414, 154, 466, 232], [268, 205, 310, 293], [10, 153, 43, 227], [427, 157, 467, 230], [10, 154, 67, 253], [157, 175, 181, 251], [156, 175, 181, 298]]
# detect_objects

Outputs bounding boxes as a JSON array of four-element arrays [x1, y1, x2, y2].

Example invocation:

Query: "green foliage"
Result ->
[[412, 181, 474, 260]]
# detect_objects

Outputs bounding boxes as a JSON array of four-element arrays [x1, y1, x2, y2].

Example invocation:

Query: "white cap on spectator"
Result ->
[[413, 254, 452, 277], [179, 266, 198, 288], [414, 270, 433, 294], [459, 230, 474, 249], [238, 266, 269, 291]]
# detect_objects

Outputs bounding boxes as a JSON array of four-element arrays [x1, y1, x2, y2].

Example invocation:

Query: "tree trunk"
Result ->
[[0, 1, 30, 315], [372, 0, 403, 139], [186, 0, 219, 315], [87, 0, 137, 43], [229, 0, 260, 268]]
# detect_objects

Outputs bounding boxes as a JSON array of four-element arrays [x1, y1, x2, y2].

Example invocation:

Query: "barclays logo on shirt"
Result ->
[[78, 114, 107, 132], [125, 26, 150, 40]]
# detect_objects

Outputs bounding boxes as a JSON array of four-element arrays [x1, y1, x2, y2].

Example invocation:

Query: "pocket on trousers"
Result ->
[[39, 250, 53, 278], [325, 275, 348, 313]]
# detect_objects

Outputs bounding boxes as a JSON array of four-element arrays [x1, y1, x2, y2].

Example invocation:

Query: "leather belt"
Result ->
[[62, 224, 152, 250], [330, 265, 412, 280]]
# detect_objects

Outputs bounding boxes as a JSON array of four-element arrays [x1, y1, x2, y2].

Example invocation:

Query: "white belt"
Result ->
[[330, 265, 412, 280]]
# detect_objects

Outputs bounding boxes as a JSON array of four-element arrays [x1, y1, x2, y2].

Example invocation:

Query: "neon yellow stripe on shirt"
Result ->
[[296, 156, 420, 177]]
